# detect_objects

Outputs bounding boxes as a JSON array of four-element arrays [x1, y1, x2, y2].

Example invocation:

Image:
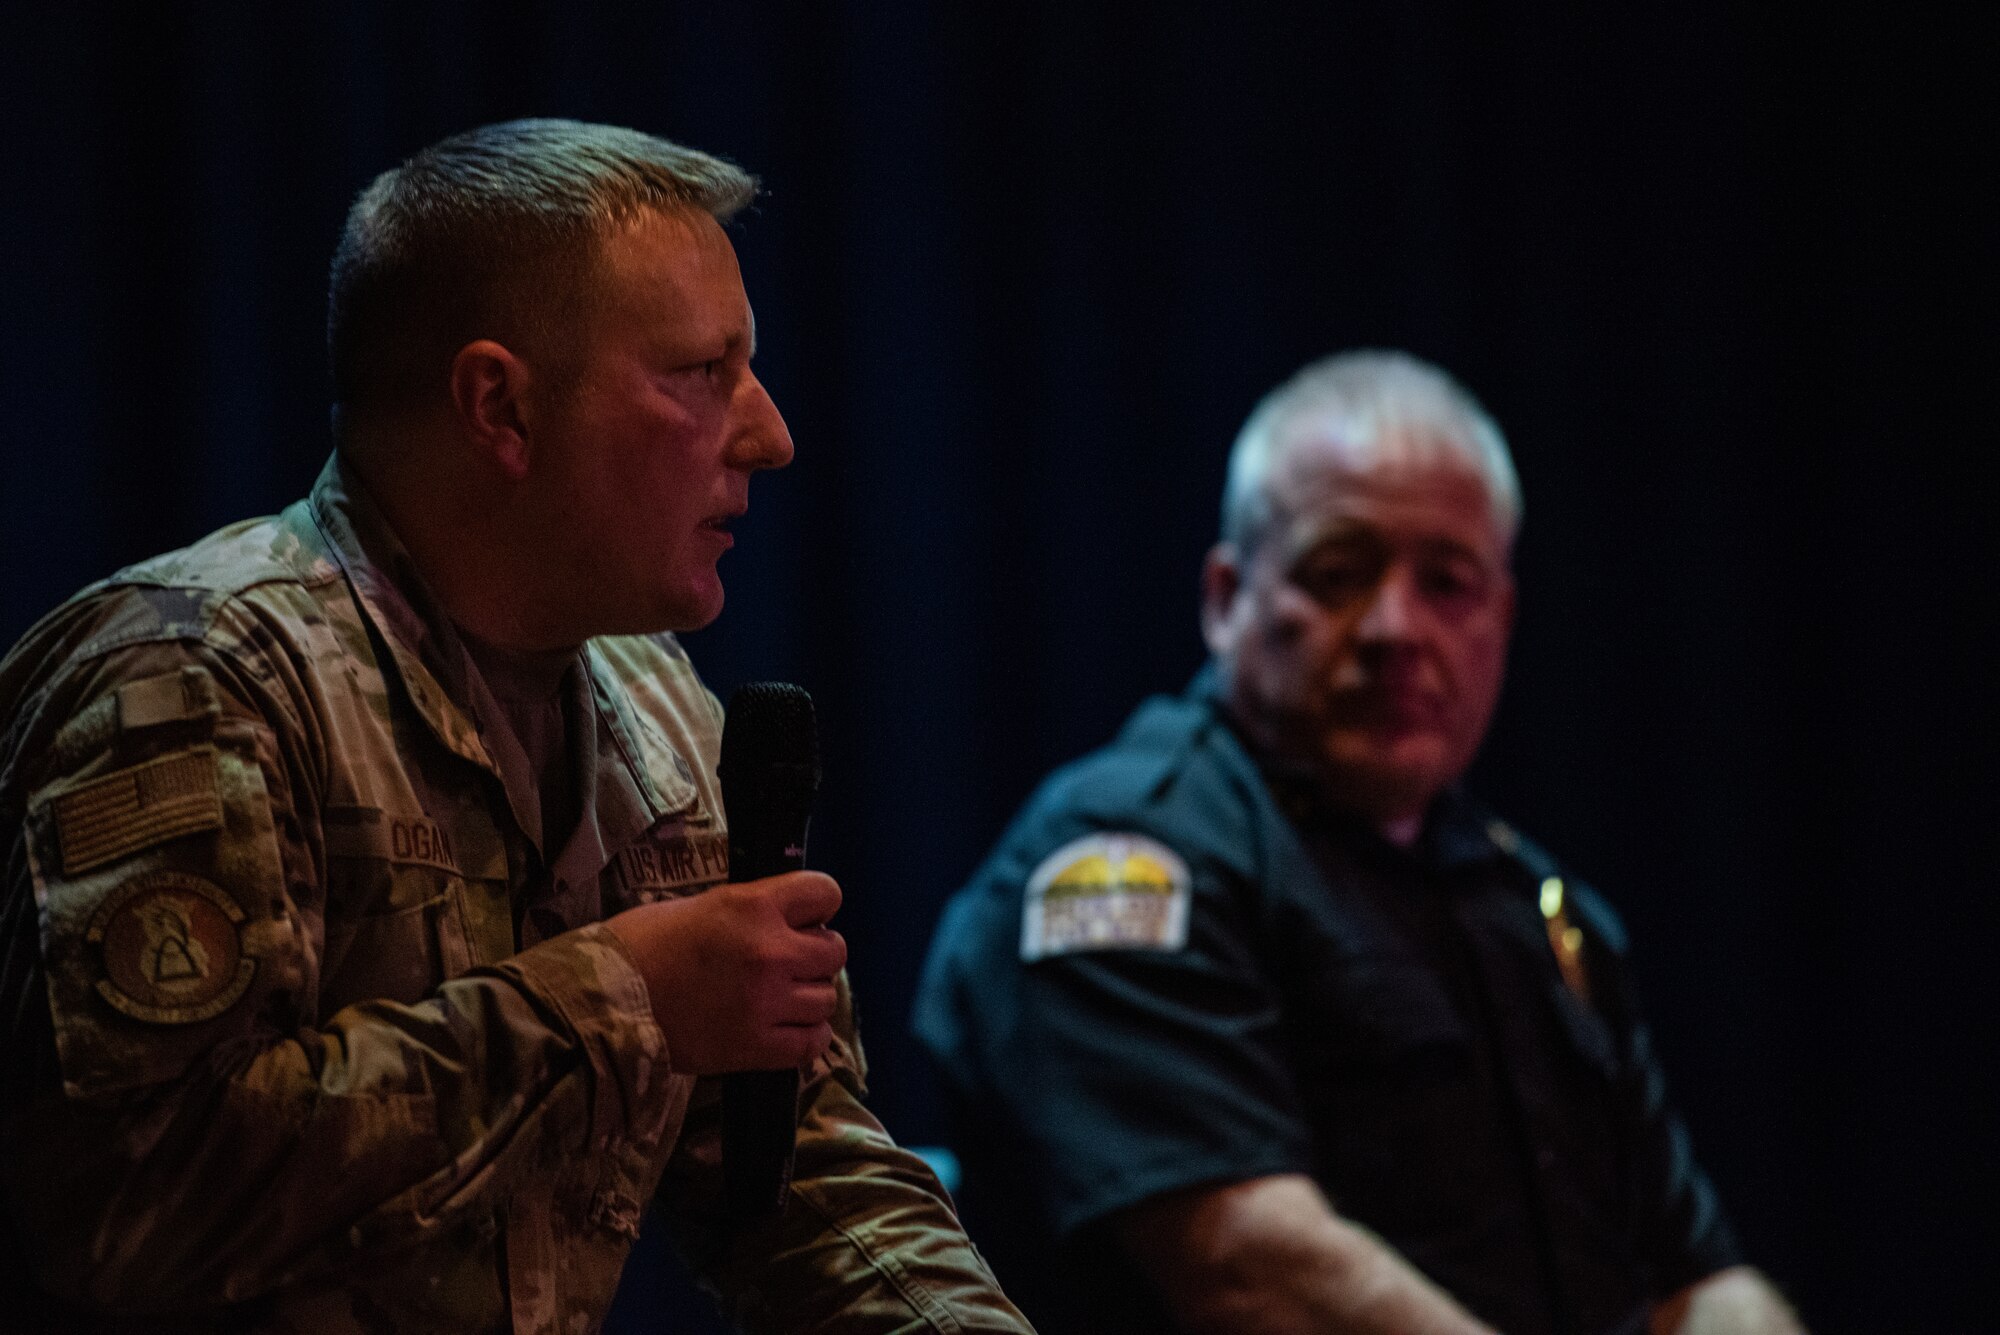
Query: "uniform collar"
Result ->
[[308, 453, 494, 774], [582, 639, 700, 819], [1415, 789, 1516, 873], [306, 453, 696, 867]]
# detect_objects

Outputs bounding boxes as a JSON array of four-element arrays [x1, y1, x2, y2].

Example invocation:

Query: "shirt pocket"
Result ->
[[1293, 955, 1473, 1072], [1541, 959, 1621, 1083], [317, 805, 509, 1013], [1290, 958, 1482, 1227], [1528, 947, 1624, 1087]]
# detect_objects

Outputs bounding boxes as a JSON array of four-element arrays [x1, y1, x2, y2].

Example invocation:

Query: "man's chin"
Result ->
[[658, 588, 725, 635], [586, 583, 724, 639], [1320, 737, 1453, 816]]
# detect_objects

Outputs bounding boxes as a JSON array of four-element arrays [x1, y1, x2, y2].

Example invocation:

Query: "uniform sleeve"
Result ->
[[657, 977, 1037, 1333], [1574, 888, 1744, 1295], [0, 627, 680, 1312], [919, 813, 1315, 1240]]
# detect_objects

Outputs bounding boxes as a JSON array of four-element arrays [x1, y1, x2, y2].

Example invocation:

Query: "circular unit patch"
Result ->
[[85, 872, 256, 1024]]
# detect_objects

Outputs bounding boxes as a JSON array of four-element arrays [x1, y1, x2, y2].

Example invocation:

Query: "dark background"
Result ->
[[3, 4, 1993, 1332]]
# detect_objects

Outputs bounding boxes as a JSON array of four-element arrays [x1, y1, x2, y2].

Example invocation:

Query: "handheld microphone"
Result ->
[[718, 682, 821, 1225]]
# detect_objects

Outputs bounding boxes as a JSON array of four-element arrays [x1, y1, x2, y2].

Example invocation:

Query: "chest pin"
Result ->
[[1538, 876, 1592, 1006]]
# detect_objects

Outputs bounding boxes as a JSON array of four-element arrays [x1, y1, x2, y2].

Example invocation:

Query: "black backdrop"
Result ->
[[2, 6, 1994, 1332]]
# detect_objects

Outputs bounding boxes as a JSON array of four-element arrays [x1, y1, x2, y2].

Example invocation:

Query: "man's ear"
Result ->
[[1199, 543, 1243, 658], [449, 339, 535, 481]]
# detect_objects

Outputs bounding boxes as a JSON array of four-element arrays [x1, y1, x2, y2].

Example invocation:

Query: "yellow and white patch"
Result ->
[[1021, 833, 1191, 961]]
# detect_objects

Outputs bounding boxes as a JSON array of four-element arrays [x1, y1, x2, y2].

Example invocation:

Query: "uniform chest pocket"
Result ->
[[317, 807, 509, 1014], [1543, 971, 1620, 1082], [318, 873, 469, 1011], [1291, 957, 1473, 1077], [1288, 958, 1486, 1225]]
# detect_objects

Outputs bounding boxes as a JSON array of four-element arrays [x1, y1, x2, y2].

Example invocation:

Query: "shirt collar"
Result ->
[[306, 453, 694, 866], [1415, 788, 1515, 872], [308, 453, 494, 773]]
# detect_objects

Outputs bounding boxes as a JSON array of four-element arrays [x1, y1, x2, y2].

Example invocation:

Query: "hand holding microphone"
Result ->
[[603, 869, 845, 1073], [604, 682, 828, 1221], [606, 681, 836, 1074]]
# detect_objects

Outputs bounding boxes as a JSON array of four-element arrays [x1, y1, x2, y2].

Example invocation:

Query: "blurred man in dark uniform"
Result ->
[[0, 119, 1031, 1334], [916, 351, 1800, 1335]]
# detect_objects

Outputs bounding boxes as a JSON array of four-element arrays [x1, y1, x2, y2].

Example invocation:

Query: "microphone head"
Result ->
[[719, 681, 821, 798]]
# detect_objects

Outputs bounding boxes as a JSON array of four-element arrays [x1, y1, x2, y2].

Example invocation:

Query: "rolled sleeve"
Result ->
[[490, 921, 677, 1150], [661, 972, 1035, 1333], [733, 1078, 1035, 1333]]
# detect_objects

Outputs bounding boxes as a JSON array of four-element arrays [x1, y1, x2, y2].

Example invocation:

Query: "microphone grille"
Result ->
[[719, 681, 820, 786]]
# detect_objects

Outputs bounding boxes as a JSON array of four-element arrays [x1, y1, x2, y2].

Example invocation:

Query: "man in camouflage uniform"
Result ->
[[0, 120, 1032, 1333]]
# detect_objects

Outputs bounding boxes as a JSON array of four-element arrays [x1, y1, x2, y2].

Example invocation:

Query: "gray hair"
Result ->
[[1219, 350, 1522, 554], [328, 118, 758, 420]]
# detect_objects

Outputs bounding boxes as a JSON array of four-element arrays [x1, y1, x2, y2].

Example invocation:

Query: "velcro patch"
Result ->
[[52, 748, 223, 875], [86, 871, 255, 1024], [116, 667, 216, 730], [616, 830, 731, 899], [322, 806, 464, 875], [1021, 832, 1191, 961]]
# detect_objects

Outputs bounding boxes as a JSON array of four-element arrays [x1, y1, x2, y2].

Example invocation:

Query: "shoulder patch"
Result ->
[[50, 747, 223, 875], [1020, 832, 1191, 961], [87, 871, 256, 1024], [115, 666, 218, 730]]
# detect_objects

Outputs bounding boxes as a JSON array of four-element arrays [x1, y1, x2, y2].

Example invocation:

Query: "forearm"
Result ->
[[1652, 1267, 1806, 1335], [5, 925, 674, 1311], [1119, 1175, 1492, 1335], [1283, 1223, 1494, 1335]]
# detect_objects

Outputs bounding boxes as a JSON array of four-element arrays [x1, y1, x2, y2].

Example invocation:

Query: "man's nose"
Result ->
[[1355, 566, 1421, 642], [729, 372, 795, 471]]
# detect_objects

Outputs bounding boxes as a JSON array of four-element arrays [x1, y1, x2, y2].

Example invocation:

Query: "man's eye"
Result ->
[[674, 357, 726, 383], [1296, 564, 1374, 601], [1420, 565, 1485, 602]]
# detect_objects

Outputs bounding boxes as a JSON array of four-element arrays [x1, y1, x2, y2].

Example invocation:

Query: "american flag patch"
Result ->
[[53, 748, 223, 875]]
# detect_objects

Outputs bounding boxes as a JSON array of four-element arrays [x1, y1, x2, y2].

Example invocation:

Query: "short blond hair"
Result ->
[[328, 118, 757, 422]]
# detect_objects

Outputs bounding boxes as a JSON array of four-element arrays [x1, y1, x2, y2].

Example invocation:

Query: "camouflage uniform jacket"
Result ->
[[0, 455, 1030, 1334]]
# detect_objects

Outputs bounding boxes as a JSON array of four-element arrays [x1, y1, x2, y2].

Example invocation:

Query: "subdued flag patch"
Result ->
[[52, 748, 223, 875], [1021, 832, 1191, 961]]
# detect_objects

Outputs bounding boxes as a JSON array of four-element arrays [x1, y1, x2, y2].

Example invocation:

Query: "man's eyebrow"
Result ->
[[686, 325, 750, 366], [1290, 525, 1382, 555], [1410, 536, 1506, 574]]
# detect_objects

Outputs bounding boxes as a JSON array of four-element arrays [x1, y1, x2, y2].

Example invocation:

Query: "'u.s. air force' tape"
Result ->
[[1020, 832, 1191, 962]]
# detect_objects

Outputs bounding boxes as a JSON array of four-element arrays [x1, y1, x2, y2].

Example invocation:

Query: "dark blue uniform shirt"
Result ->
[[915, 672, 1740, 1335]]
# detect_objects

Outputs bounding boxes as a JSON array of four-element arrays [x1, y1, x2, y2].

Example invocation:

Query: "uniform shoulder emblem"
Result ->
[[1020, 832, 1191, 961], [87, 871, 256, 1024]]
